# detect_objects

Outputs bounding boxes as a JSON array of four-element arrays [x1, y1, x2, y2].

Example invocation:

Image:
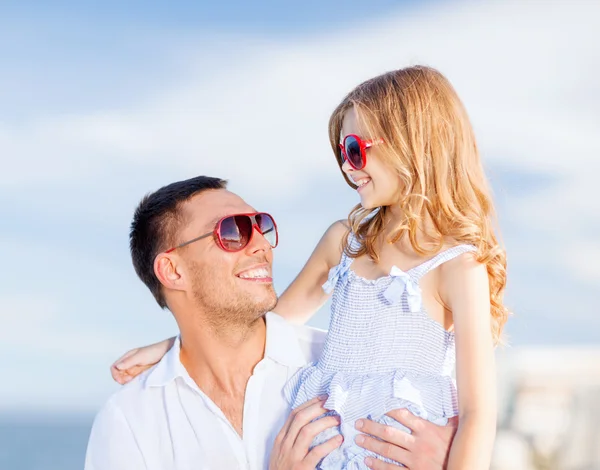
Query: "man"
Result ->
[[85, 176, 457, 470]]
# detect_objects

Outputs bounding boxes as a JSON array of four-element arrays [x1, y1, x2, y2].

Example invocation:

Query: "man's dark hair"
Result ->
[[130, 175, 228, 309]]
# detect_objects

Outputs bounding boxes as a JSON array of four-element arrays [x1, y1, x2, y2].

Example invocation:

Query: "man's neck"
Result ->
[[178, 315, 267, 436]]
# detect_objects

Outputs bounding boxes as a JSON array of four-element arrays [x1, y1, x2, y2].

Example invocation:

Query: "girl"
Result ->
[[113, 66, 508, 469]]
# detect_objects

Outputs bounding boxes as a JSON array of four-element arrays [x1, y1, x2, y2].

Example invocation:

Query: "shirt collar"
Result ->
[[145, 312, 307, 388], [263, 312, 308, 368], [144, 333, 189, 388]]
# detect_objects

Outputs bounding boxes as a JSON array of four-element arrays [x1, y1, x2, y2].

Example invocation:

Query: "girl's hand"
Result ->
[[269, 396, 343, 470], [110, 337, 176, 385]]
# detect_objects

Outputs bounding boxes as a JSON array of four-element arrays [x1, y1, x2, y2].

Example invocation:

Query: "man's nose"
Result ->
[[247, 226, 272, 253]]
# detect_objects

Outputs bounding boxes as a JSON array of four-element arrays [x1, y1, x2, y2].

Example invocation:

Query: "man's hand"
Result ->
[[269, 396, 343, 470], [355, 409, 458, 469]]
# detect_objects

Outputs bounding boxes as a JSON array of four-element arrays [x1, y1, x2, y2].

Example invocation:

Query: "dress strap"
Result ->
[[346, 231, 361, 254], [322, 231, 358, 294], [410, 244, 477, 280]]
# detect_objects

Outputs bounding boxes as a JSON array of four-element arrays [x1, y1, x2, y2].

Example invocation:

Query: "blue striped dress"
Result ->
[[283, 234, 477, 469]]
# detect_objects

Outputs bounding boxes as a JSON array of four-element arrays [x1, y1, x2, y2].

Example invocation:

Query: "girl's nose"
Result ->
[[341, 158, 354, 173]]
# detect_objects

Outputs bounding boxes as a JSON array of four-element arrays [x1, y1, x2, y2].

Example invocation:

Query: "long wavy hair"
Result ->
[[328, 65, 509, 344]]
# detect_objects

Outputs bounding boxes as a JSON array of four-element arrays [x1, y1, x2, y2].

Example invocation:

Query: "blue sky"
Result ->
[[2, 0, 418, 32], [1, 0, 599, 413]]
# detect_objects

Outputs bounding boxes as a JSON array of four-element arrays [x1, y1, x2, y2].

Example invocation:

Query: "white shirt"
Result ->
[[84, 313, 325, 470]]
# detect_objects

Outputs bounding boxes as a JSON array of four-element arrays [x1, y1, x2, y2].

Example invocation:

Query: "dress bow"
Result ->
[[322, 261, 351, 294], [382, 266, 422, 312]]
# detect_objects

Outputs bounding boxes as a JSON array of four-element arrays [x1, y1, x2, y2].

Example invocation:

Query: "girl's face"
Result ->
[[340, 108, 402, 210]]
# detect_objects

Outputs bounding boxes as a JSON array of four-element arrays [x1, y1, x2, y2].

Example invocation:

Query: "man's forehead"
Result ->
[[184, 189, 255, 227]]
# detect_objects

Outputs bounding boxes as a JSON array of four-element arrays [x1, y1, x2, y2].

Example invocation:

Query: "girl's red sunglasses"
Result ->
[[165, 212, 278, 253], [339, 134, 384, 171]]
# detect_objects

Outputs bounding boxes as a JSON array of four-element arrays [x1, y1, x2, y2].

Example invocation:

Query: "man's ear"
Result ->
[[154, 253, 185, 291]]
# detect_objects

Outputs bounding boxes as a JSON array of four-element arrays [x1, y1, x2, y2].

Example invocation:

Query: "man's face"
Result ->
[[174, 189, 277, 327]]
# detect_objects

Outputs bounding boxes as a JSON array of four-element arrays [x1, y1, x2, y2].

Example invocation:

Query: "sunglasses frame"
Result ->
[[339, 134, 384, 171], [164, 212, 278, 254]]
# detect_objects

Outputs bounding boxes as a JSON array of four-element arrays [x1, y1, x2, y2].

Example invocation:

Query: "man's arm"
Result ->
[[85, 399, 147, 470], [354, 409, 457, 469]]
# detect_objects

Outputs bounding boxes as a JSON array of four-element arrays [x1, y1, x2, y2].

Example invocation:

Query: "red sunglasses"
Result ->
[[339, 134, 384, 171], [165, 212, 278, 253]]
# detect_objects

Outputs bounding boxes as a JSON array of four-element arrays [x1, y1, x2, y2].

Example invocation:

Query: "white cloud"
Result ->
[[2, 0, 598, 306], [1, 0, 599, 410], [0, 234, 175, 356], [564, 242, 600, 285], [3, 0, 598, 192], [0, 296, 115, 356]]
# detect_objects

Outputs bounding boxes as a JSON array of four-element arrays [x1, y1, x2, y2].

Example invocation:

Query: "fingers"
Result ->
[[271, 397, 339, 470], [294, 415, 340, 450], [110, 364, 152, 385], [111, 348, 140, 371], [111, 348, 141, 384], [304, 434, 344, 468], [279, 396, 326, 438], [356, 434, 411, 466], [285, 400, 329, 448], [363, 456, 401, 470], [110, 367, 131, 385], [111, 341, 169, 384], [129, 364, 153, 377], [113, 337, 175, 372], [355, 418, 415, 450], [296, 396, 328, 413], [385, 408, 424, 434]]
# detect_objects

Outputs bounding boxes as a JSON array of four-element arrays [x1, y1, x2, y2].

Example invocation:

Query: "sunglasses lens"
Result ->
[[217, 214, 278, 252], [344, 136, 364, 169], [219, 215, 252, 251], [256, 213, 277, 248]]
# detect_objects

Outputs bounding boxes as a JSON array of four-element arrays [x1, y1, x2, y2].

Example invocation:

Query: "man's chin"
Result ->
[[250, 289, 278, 316], [258, 291, 278, 313], [227, 281, 278, 319]]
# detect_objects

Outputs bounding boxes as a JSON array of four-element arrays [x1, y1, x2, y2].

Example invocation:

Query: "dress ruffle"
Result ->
[[284, 363, 457, 422], [283, 364, 456, 469], [291, 238, 474, 469]]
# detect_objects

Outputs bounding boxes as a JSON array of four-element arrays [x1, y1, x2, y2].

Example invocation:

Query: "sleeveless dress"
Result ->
[[283, 234, 477, 469]]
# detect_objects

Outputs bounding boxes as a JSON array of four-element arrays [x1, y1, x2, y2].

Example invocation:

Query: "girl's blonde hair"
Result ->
[[328, 65, 509, 344]]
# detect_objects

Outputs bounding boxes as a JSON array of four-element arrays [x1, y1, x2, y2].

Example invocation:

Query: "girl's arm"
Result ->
[[439, 253, 497, 470], [111, 338, 176, 384], [111, 220, 349, 383], [273, 220, 348, 324]]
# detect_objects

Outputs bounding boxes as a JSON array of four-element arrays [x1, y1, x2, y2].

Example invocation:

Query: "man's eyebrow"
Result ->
[[204, 216, 223, 231], [203, 211, 253, 231]]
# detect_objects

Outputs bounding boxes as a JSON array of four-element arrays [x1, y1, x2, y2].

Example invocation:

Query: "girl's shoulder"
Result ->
[[320, 219, 352, 268], [437, 244, 480, 276], [326, 219, 351, 234], [437, 245, 487, 304]]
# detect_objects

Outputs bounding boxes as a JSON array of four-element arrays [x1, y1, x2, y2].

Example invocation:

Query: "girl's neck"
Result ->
[[381, 203, 449, 252], [385, 202, 405, 225]]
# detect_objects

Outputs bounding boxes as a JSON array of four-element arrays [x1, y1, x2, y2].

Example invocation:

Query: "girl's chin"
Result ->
[[360, 194, 397, 210], [359, 198, 379, 210]]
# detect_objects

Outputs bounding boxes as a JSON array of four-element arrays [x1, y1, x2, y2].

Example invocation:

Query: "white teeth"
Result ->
[[238, 268, 270, 279], [355, 178, 370, 187]]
